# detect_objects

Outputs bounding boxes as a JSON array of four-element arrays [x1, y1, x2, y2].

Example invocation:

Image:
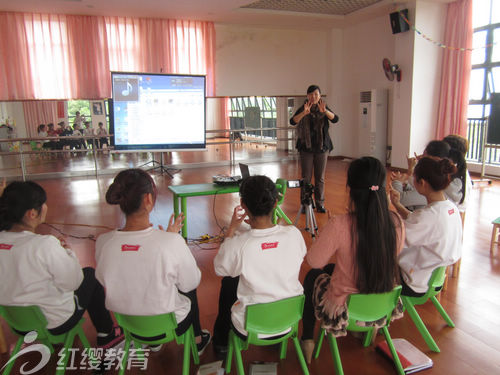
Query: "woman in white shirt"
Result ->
[[0, 181, 122, 348], [390, 157, 463, 296], [212, 175, 306, 355], [95, 168, 211, 354]]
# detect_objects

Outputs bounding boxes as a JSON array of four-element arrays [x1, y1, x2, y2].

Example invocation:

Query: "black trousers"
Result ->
[[49, 267, 114, 336], [301, 264, 335, 340], [213, 276, 239, 346], [300, 151, 328, 206]]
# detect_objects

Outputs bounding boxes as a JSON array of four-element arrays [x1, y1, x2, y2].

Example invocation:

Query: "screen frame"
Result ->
[[109, 71, 207, 152]]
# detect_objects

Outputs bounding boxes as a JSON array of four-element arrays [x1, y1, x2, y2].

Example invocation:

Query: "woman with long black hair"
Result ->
[[300, 157, 404, 363]]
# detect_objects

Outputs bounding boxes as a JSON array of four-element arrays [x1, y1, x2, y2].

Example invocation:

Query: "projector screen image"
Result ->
[[110, 72, 206, 151]]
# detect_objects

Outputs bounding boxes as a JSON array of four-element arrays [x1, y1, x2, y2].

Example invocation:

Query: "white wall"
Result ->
[[341, 14, 395, 159], [409, 0, 447, 157], [215, 25, 331, 97]]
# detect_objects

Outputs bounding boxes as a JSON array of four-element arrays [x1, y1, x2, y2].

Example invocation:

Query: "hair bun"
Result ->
[[105, 181, 123, 205], [439, 158, 457, 175]]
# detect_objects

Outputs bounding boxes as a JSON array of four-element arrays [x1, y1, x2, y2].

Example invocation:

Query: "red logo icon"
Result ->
[[261, 242, 279, 250], [0, 244, 13, 250], [121, 244, 140, 252], [448, 209, 455, 215]]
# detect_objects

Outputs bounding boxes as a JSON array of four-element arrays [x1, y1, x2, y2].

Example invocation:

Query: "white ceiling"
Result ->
[[0, 0, 410, 29]]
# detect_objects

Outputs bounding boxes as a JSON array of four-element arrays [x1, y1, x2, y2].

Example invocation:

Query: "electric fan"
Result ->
[[382, 58, 402, 82]]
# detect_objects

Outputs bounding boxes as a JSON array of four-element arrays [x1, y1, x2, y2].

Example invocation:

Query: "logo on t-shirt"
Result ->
[[261, 242, 279, 250], [448, 208, 455, 215], [0, 244, 13, 250], [121, 244, 141, 252]]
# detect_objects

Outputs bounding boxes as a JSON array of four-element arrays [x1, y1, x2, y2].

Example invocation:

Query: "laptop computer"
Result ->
[[212, 163, 250, 185]]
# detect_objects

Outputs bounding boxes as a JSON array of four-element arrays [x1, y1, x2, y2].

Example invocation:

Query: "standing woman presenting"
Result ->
[[290, 85, 339, 212]]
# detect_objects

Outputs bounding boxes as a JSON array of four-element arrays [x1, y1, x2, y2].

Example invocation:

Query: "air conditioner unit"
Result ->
[[359, 89, 388, 163]]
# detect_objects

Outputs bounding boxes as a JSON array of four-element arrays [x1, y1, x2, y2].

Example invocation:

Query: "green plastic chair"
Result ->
[[113, 312, 199, 375], [225, 295, 309, 375], [401, 266, 455, 353], [273, 178, 293, 225], [313, 286, 404, 375], [0, 305, 91, 375]]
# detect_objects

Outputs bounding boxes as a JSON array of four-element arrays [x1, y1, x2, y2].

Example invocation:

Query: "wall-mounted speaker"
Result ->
[[390, 9, 410, 34]]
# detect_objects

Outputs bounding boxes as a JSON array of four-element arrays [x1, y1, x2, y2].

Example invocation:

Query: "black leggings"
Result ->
[[49, 267, 114, 336], [301, 264, 335, 341]]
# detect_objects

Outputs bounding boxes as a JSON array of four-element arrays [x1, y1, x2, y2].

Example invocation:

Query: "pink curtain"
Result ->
[[0, 12, 216, 100], [436, 0, 473, 139], [22, 101, 59, 136]]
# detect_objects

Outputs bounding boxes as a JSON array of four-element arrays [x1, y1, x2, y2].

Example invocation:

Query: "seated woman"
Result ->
[[212, 175, 306, 355], [443, 134, 472, 215], [95, 168, 211, 354], [300, 157, 404, 363], [0, 181, 122, 348], [390, 157, 462, 296], [391, 140, 450, 209]]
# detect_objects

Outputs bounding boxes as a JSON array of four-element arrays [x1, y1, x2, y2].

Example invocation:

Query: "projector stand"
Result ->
[[140, 152, 180, 178]]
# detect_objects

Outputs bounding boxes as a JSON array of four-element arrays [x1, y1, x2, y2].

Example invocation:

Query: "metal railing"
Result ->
[[466, 118, 500, 165]]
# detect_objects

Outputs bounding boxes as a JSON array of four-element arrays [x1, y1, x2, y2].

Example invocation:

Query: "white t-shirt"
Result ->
[[95, 227, 201, 323], [214, 225, 306, 336], [398, 200, 462, 293], [0, 231, 83, 328]]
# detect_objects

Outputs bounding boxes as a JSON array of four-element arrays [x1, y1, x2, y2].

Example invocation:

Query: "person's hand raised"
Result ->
[[160, 213, 185, 233], [318, 99, 327, 113], [303, 100, 312, 115]]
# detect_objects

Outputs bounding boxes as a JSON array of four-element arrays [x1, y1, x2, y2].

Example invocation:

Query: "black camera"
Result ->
[[287, 179, 314, 205]]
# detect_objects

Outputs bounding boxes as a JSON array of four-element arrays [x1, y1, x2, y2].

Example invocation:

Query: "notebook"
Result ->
[[212, 163, 250, 185], [376, 338, 433, 374]]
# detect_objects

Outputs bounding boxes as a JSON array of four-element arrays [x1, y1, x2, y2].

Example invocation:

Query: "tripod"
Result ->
[[294, 185, 318, 239], [139, 152, 179, 177]]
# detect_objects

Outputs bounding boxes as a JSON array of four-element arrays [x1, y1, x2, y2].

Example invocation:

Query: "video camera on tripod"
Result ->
[[288, 179, 318, 238]]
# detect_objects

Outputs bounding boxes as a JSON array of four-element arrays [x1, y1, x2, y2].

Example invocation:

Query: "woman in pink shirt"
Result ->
[[300, 157, 404, 362]]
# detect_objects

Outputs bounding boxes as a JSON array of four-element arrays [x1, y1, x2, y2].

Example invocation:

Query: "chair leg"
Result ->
[[55, 331, 78, 375], [327, 333, 344, 375], [313, 328, 325, 359], [430, 296, 455, 327], [188, 326, 199, 365], [225, 331, 234, 374], [292, 336, 310, 375], [118, 339, 132, 375], [0, 323, 7, 354], [452, 259, 461, 278], [381, 327, 405, 375], [233, 335, 245, 375], [2, 337, 23, 375], [182, 330, 192, 375], [279, 339, 287, 359], [402, 297, 440, 352]]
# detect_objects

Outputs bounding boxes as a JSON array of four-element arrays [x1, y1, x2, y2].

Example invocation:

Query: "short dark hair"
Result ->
[[0, 181, 47, 230], [307, 85, 321, 94], [239, 175, 278, 217]]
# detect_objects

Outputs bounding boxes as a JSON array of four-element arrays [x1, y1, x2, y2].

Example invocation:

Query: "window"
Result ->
[[466, 0, 500, 163], [229, 97, 277, 139]]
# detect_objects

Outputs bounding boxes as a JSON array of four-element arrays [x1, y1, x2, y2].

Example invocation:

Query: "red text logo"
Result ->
[[261, 242, 279, 250], [0, 244, 13, 250], [121, 244, 140, 252], [448, 209, 455, 215]]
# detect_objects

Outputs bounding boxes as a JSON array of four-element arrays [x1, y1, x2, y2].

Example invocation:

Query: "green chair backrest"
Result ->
[[346, 286, 402, 329], [245, 295, 304, 339], [0, 305, 48, 334], [275, 178, 287, 205], [408, 266, 447, 305], [114, 312, 178, 342]]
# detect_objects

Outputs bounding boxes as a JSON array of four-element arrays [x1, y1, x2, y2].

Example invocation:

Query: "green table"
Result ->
[[168, 182, 292, 239], [168, 183, 240, 239]]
